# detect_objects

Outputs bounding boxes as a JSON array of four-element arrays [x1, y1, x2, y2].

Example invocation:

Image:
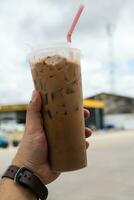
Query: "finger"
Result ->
[[85, 127, 92, 138], [84, 109, 90, 119], [25, 90, 43, 134], [86, 141, 90, 149]]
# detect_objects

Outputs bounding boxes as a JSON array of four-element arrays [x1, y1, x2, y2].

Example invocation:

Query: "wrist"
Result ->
[[12, 157, 43, 182], [0, 177, 36, 200], [12, 157, 29, 170], [2, 165, 48, 200], [12, 157, 46, 184], [12, 156, 38, 175]]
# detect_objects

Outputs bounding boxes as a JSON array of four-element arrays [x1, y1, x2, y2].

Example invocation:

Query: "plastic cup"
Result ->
[[28, 44, 87, 172]]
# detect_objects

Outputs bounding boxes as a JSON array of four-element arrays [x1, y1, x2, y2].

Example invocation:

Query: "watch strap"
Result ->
[[2, 165, 48, 200]]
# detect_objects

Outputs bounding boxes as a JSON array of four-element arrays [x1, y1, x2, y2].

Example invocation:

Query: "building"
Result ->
[[1, 93, 133, 130], [0, 99, 105, 130], [90, 92, 134, 130], [83, 99, 104, 129], [0, 104, 27, 124]]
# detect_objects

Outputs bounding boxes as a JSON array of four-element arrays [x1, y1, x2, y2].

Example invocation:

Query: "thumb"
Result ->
[[25, 90, 43, 134]]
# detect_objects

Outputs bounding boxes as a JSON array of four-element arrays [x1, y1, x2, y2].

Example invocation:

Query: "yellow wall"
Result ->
[[0, 104, 27, 112], [0, 99, 104, 112], [83, 99, 104, 108]]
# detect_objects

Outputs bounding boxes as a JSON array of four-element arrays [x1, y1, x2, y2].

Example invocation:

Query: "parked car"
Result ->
[[0, 130, 9, 148], [12, 130, 23, 147]]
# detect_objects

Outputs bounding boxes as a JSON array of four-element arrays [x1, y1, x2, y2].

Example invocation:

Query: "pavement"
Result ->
[[0, 130, 134, 200]]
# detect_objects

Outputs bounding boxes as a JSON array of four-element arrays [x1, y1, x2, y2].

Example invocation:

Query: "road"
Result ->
[[0, 130, 134, 200]]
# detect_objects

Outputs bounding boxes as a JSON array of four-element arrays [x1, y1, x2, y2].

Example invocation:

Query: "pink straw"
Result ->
[[67, 4, 84, 43]]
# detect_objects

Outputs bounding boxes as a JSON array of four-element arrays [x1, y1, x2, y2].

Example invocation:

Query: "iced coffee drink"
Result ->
[[29, 47, 87, 172]]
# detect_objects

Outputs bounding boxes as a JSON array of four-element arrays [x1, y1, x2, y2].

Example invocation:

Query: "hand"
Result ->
[[12, 90, 92, 185]]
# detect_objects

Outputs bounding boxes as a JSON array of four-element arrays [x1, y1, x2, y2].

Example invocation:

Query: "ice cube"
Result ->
[[66, 87, 75, 94], [51, 88, 63, 101], [43, 93, 48, 105]]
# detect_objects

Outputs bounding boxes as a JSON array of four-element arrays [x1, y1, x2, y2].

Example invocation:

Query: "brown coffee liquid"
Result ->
[[31, 55, 87, 172]]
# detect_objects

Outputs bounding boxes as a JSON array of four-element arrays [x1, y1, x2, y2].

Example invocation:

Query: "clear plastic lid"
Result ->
[[28, 43, 81, 65]]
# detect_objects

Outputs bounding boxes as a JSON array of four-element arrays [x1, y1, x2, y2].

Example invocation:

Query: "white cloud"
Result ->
[[0, 0, 134, 105]]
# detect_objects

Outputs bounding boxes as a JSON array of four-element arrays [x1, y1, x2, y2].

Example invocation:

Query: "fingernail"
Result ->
[[32, 90, 37, 102]]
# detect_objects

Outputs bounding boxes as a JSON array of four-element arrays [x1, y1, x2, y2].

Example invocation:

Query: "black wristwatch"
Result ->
[[2, 165, 48, 200]]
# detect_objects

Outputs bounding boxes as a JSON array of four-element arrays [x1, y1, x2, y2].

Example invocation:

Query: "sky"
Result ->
[[0, 0, 134, 105]]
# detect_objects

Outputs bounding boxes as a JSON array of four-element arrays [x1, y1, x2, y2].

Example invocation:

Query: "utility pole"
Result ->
[[106, 23, 115, 93]]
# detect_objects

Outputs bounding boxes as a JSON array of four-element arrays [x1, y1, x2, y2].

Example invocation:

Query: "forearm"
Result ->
[[0, 178, 36, 200]]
